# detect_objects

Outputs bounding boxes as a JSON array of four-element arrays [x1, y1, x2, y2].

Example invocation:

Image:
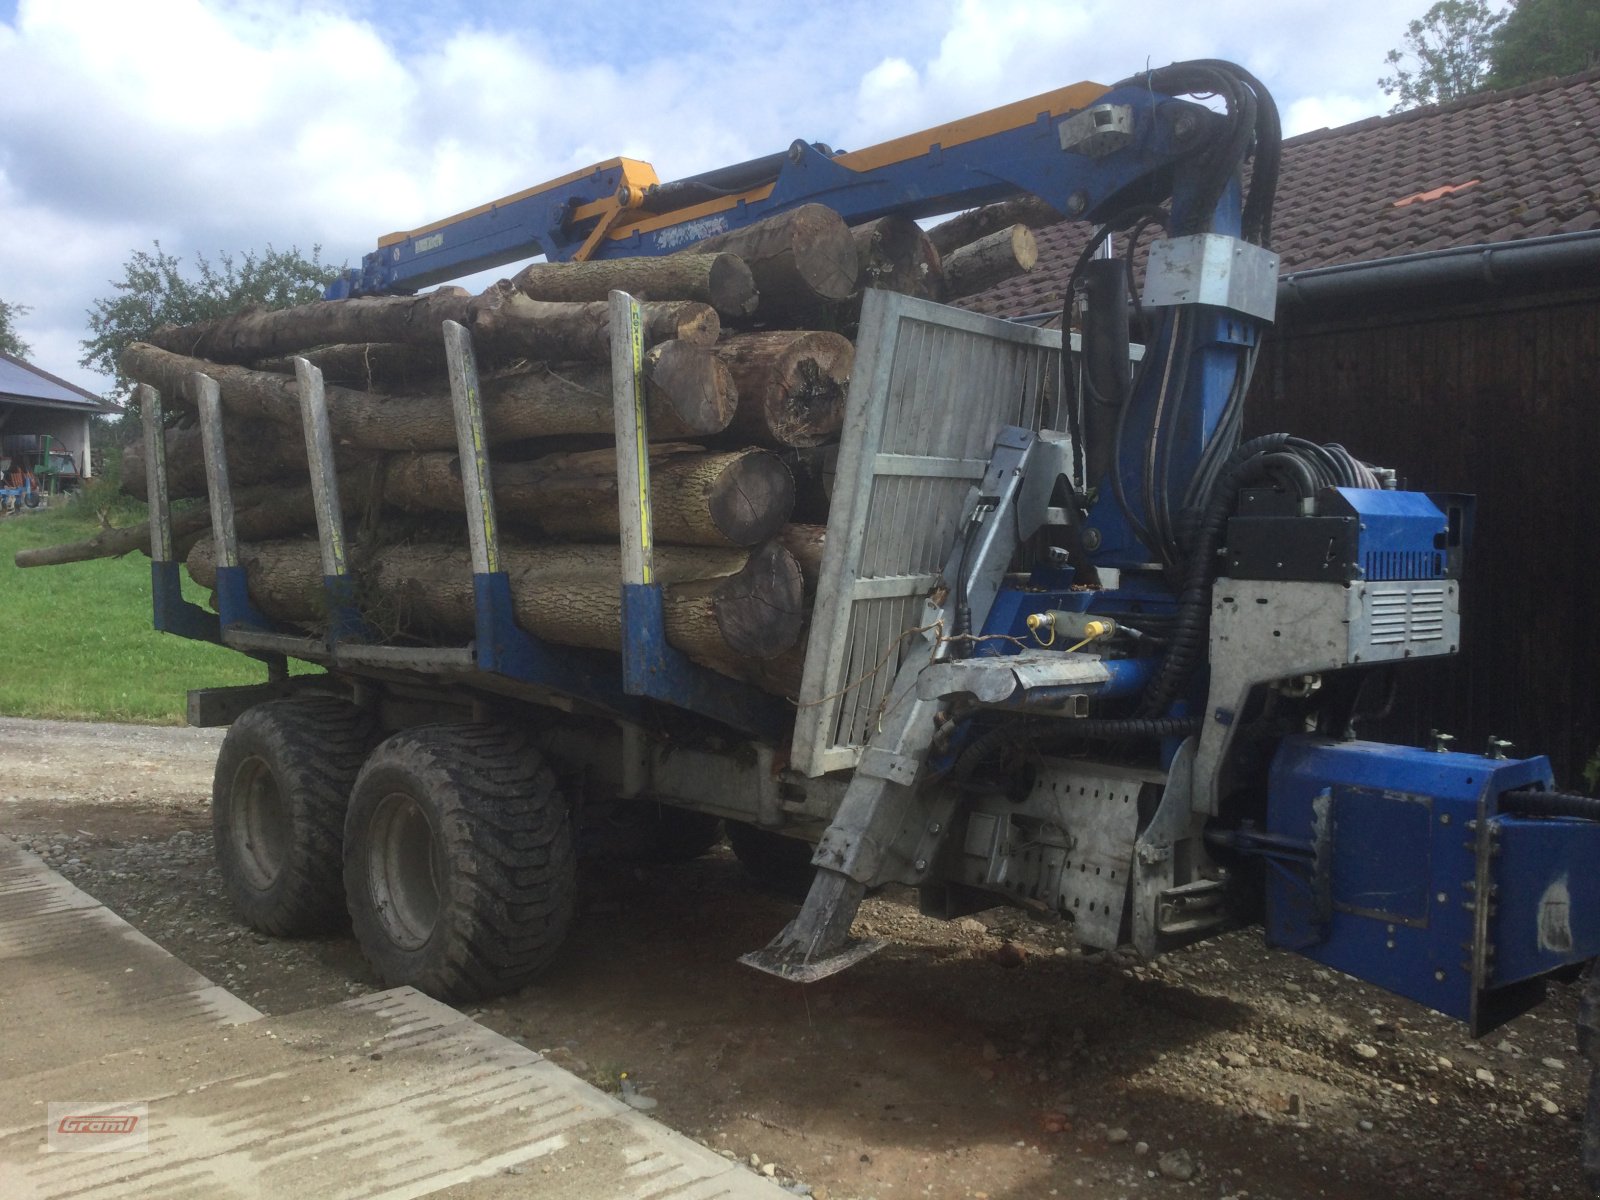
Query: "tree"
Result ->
[[80, 242, 338, 385], [1487, 0, 1600, 88], [1379, 1, 1506, 112], [0, 299, 32, 359]]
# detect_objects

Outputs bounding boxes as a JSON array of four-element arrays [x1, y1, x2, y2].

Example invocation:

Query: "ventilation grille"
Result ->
[[1367, 586, 1447, 645], [1363, 549, 1445, 581]]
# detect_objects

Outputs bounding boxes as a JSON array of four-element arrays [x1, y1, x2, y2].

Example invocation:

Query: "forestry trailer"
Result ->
[[117, 60, 1600, 1183]]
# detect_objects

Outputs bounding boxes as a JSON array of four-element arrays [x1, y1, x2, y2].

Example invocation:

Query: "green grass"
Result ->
[[0, 500, 281, 723]]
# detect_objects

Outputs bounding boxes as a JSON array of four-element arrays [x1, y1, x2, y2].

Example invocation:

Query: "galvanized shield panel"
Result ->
[[791, 291, 1063, 777]]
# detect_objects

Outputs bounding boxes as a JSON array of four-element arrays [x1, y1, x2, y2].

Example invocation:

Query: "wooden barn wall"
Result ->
[[1246, 291, 1600, 784]]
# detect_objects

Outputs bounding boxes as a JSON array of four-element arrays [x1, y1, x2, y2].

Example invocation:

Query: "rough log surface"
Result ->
[[712, 331, 852, 448], [146, 291, 718, 367], [851, 217, 943, 300], [121, 420, 318, 502], [254, 343, 445, 393], [776, 524, 825, 593], [926, 195, 1063, 257], [121, 339, 736, 448], [681, 205, 858, 323], [942, 225, 1040, 298], [383, 444, 794, 547], [511, 253, 759, 319], [186, 536, 804, 679]]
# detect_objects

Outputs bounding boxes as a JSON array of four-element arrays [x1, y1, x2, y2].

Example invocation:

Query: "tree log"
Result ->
[[712, 331, 852, 448], [680, 205, 858, 323], [942, 225, 1040, 297], [927, 195, 1063, 257], [851, 216, 943, 300], [120, 339, 736, 448], [776, 524, 825, 593], [186, 536, 805, 679], [146, 290, 718, 367], [781, 444, 837, 523], [254, 343, 448, 393], [121, 419, 317, 501], [511, 253, 759, 319], [383, 444, 794, 547]]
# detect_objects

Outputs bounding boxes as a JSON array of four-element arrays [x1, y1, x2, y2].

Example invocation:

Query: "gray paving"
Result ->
[[0, 841, 782, 1199]]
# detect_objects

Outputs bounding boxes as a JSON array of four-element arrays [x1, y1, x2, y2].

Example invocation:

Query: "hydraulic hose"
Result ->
[[1503, 788, 1600, 822]]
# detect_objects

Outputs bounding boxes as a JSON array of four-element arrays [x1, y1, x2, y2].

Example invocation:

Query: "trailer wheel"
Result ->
[[212, 696, 378, 936], [343, 723, 576, 1001], [726, 822, 817, 900]]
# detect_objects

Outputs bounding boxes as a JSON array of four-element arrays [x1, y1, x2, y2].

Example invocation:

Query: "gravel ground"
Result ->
[[1, 717, 1594, 1199]]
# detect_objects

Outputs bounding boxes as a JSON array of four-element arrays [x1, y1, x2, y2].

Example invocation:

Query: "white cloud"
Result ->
[[1, 0, 1418, 394]]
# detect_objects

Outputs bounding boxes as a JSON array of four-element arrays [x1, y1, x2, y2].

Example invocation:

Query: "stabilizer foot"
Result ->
[[739, 869, 883, 982]]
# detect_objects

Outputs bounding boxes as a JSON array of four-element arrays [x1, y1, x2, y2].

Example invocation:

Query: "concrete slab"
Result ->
[[0, 842, 784, 1200]]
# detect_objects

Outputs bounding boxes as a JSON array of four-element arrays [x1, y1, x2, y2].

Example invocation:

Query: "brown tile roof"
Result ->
[[959, 67, 1600, 319]]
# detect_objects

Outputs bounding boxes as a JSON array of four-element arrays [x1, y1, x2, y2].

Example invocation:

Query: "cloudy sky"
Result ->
[[1, 0, 1449, 395]]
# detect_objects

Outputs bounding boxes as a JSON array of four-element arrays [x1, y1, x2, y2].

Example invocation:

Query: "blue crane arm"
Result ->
[[326, 80, 1221, 298]]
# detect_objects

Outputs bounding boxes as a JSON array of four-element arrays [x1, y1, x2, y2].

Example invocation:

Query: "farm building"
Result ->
[[0, 350, 111, 496], [965, 67, 1600, 783]]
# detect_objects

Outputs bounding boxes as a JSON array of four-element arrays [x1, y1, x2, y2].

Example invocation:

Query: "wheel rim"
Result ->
[[367, 792, 441, 951], [229, 756, 289, 891]]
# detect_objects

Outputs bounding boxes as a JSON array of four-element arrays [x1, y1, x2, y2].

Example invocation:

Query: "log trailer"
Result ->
[[135, 60, 1600, 1181]]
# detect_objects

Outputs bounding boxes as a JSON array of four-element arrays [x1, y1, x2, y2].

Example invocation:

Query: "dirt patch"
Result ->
[[0, 718, 1589, 1199]]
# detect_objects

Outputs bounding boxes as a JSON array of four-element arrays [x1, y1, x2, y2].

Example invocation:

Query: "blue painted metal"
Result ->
[[1327, 487, 1449, 581], [1263, 736, 1600, 1033], [618, 582, 790, 742], [150, 561, 219, 641], [320, 574, 367, 645], [470, 571, 637, 716], [329, 83, 1210, 299], [213, 565, 275, 634]]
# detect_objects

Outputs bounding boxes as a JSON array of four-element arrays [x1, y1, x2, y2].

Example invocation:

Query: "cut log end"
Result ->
[[647, 341, 739, 437], [708, 253, 760, 318], [706, 450, 796, 546], [710, 541, 806, 660]]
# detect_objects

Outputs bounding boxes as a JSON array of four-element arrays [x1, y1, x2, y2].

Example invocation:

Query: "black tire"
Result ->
[[212, 696, 378, 936], [580, 797, 724, 864], [343, 723, 576, 1001], [23, 492, 40, 509], [725, 822, 817, 900]]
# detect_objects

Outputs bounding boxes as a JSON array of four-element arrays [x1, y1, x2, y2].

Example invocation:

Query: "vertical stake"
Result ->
[[138, 383, 173, 564], [294, 357, 350, 578], [193, 372, 239, 570], [442, 320, 500, 575], [610, 290, 653, 588]]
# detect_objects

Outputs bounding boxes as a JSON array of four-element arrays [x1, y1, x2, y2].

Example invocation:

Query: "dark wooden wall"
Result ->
[[1246, 290, 1600, 785]]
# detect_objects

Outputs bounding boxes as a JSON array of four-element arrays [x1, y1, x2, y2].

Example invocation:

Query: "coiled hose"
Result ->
[[1503, 788, 1600, 822]]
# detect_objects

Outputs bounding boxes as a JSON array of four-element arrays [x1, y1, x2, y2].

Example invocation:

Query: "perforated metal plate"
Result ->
[[791, 291, 1063, 777]]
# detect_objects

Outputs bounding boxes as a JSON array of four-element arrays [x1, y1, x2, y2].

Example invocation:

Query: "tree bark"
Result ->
[[776, 524, 825, 594], [927, 195, 1063, 257], [510, 253, 759, 319], [146, 290, 718, 366], [121, 419, 320, 501], [185, 536, 806, 680], [254, 343, 445, 393], [120, 339, 737, 448], [679, 205, 859, 323], [851, 216, 943, 299], [382, 444, 794, 547], [712, 331, 852, 448], [942, 225, 1040, 298]]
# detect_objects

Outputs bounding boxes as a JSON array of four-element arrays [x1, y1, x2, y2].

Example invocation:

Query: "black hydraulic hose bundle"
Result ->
[[1503, 788, 1600, 823]]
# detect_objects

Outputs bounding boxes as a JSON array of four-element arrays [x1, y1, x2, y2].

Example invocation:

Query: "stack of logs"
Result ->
[[20, 201, 1045, 699]]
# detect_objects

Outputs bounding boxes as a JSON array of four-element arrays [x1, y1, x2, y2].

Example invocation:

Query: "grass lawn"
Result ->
[[0, 500, 282, 723]]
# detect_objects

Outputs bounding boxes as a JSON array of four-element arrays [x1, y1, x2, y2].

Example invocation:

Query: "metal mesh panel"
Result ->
[[791, 292, 1063, 777]]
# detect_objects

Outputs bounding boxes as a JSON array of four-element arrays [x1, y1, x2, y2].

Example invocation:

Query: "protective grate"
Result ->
[[1363, 548, 1445, 581], [790, 291, 1064, 777]]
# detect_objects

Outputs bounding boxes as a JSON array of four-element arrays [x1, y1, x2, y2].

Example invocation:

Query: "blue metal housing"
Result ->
[[1266, 736, 1600, 1034], [1325, 487, 1450, 581]]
